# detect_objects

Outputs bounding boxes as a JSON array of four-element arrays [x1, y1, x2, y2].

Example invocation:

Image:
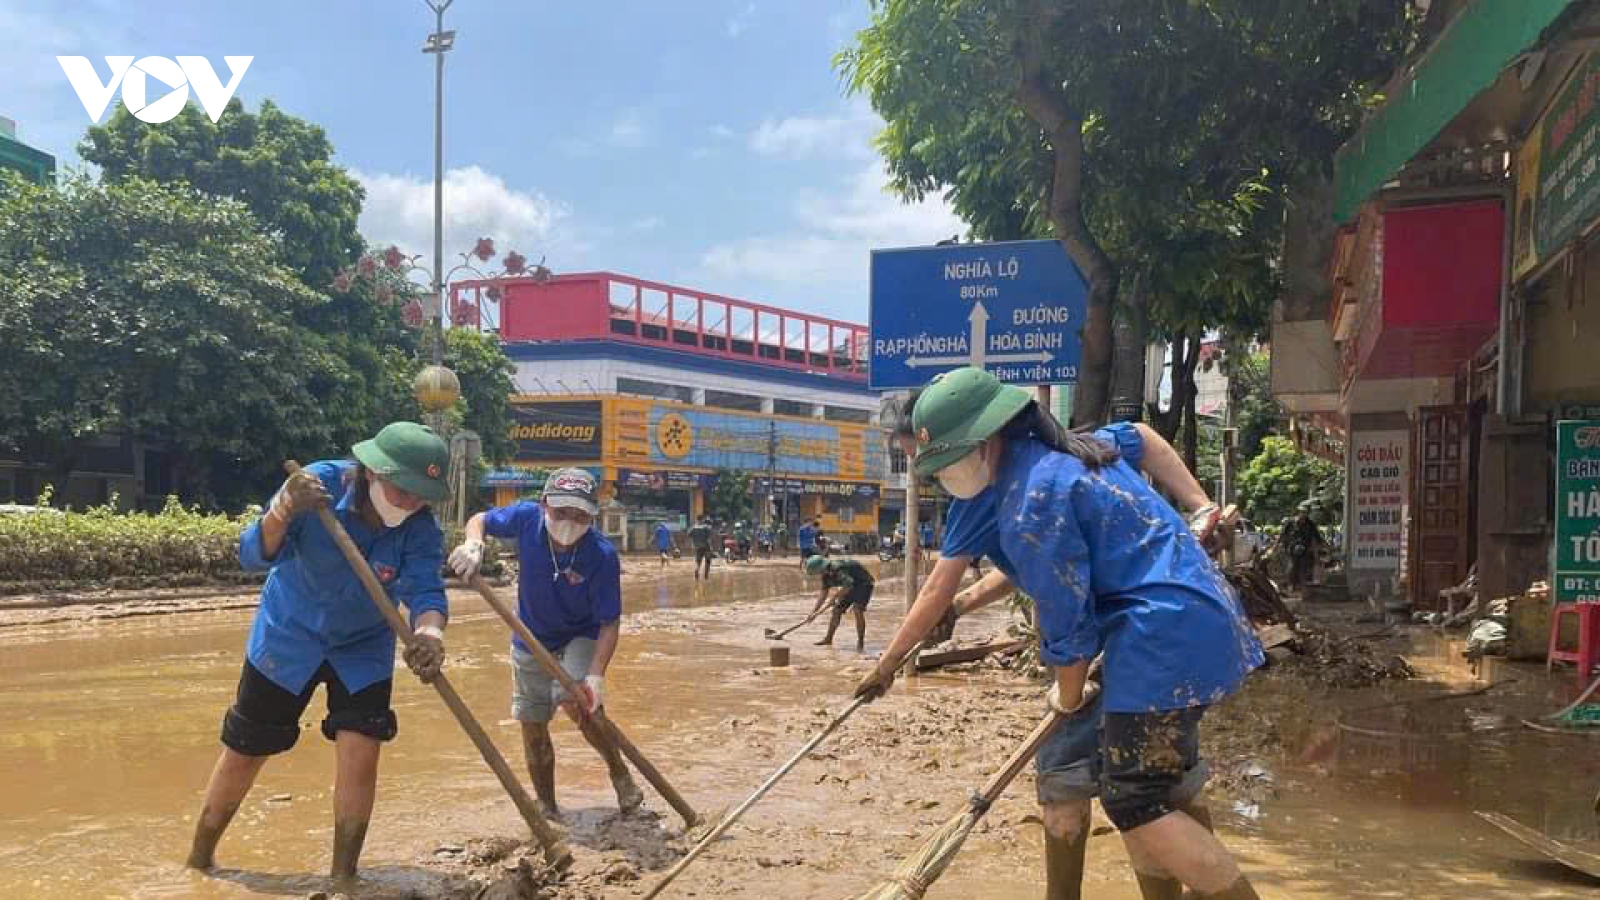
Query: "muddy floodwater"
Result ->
[[3, 558, 1600, 898]]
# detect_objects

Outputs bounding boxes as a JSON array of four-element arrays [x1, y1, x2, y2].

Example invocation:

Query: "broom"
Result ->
[[843, 705, 1066, 900]]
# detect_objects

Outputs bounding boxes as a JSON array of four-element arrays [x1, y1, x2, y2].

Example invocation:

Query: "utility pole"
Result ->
[[423, 0, 455, 377]]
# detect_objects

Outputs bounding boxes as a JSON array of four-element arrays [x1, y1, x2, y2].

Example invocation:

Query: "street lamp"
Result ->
[[422, 0, 455, 379]]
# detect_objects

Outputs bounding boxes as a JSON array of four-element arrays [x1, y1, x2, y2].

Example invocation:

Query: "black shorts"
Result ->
[[834, 583, 874, 611], [694, 546, 714, 564], [221, 660, 397, 757], [800, 547, 818, 560], [1098, 706, 1207, 832]]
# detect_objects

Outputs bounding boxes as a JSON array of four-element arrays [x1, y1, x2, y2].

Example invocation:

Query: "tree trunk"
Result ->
[[1013, 2, 1114, 428], [1110, 272, 1148, 422], [1182, 381, 1199, 473]]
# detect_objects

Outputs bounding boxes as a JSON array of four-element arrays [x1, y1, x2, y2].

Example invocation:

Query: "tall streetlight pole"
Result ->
[[422, 0, 455, 373]]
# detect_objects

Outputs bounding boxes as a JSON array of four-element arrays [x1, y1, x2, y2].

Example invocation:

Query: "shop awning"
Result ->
[[1333, 0, 1576, 222]]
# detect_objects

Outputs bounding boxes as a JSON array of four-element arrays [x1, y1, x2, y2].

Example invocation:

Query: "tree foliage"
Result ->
[[708, 469, 753, 524], [1237, 436, 1342, 529], [840, 0, 1415, 427]]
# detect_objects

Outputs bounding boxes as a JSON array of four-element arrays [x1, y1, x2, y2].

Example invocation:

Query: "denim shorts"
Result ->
[[511, 638, 596, 724], [1034, 691, 1210, 811]]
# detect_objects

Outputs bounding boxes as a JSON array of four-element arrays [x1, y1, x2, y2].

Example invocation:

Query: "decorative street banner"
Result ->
[[508, 401, 603, 461], [1556, 420, 1600, 604], [647, 406, 840, 475], [617, 468, 706, 492], [869, 239, 1087, 389], [1350, 430, 1408, 570], [1517, 53, 1600, 278]]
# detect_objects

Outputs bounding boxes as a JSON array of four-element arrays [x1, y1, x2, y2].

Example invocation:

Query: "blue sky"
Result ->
[[1, 0, 963, 324]]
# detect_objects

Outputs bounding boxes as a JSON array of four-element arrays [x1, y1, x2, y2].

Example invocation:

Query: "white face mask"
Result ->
[[545, 514, 589, 547], [937, 446, 992, 499], [369, 481, 418, 528]]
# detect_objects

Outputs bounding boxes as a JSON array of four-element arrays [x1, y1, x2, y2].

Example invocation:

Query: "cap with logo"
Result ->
[[352, 421, 450, 503], [542, 467, 599, 516], [911, 367, 1031, 477]]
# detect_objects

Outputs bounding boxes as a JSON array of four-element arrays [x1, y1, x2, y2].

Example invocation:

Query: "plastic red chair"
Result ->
[[1548, 603, 1600, 684]]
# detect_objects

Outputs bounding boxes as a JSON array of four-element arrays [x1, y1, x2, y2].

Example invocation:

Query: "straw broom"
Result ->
[[844, 706, 1066, 900]]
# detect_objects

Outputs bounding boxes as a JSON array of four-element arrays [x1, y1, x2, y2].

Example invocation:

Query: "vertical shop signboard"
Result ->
[[1556, 421, 1600, 604], [1350, 431, 1408, 570]]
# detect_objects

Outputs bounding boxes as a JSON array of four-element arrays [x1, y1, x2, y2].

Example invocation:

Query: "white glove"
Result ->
[[448, 539, 483, 578], [1048, 678, 1100, 716], [580, 674, 604, 713], [1186, 503, 1222, 543]]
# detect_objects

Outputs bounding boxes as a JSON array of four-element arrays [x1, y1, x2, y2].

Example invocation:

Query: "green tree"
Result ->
[[79, 99, 365, 290], [1236, 436, 1342, 529], [384, 328, 520, 465], [840, 0, 1414, 427], [0, 173, 348, 506], [708, 469, 753, 524]]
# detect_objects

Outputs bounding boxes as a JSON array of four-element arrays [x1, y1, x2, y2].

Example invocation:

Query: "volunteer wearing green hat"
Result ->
[[187, 421, 452, 882], [803, 553, 876, 650], [860, 368, 1264, 900]]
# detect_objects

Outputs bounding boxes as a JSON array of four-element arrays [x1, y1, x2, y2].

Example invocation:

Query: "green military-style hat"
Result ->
[[911, 367, 1031, 477], [804, 554, 828, 575], [352, 421, 450, 503]]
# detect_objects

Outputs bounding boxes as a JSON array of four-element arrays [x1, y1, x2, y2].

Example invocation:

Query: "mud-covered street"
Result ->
[[2, 558, 1598, 900]]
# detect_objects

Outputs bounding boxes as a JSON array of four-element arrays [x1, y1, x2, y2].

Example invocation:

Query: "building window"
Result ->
[[890, 445, 908, 475], [824, 405, 870, 424], [705, 389, 763, 412], [617, 376, 692, 403], [773, 399, 813, 418]]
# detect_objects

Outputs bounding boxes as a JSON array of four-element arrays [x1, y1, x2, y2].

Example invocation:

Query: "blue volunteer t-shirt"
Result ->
[[485, 501, 623, 652], [240, 460, 448, 694], [942, 424, 1262, 713], [654, 522, 674, 551], [797, 523, 817, 550]]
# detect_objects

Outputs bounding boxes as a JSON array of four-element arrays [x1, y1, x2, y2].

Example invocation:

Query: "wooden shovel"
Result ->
[[468, 573, 700, 828], [284, 462, 570, 870]]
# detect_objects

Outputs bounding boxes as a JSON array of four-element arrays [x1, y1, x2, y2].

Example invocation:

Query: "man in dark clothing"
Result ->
[[688, 518, 714, 580], [1283, 503, 1325, 592], [804, 554, 874, 650]]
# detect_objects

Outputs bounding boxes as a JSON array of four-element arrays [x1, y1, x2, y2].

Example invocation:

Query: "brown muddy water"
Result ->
[[2, 560, 1599, 899]]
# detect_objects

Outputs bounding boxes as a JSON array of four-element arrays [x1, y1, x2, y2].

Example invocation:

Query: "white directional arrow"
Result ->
[[906, 349, 1055, 369], [969, 301, 989, 367]]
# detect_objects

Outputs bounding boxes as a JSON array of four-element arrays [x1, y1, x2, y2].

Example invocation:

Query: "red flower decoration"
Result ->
[[401, 299, 425, 328], [450, 294, 480, 327], [383, 245, 406, 270], [357, 255, 377, 278], [375, 285, 393, 305], [502, 250, 527, 275], [332, 271, 353, 293], [472, 237, 495, 261]]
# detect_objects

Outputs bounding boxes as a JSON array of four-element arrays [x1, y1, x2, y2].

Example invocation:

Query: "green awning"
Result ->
[[1333, 0, 1576, 222]]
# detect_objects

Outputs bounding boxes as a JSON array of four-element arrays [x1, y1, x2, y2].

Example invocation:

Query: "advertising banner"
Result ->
[[509, 401, 603, 461], [1350, 430, 1408, 570], [749, 477, 879, 500], [1517, 54, 1600, 279], [1556, 420, 1600, 603], [617, 468, 706, 491]]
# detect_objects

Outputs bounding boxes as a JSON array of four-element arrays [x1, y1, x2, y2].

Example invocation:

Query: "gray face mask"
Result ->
[[545, 514, 588, 547]]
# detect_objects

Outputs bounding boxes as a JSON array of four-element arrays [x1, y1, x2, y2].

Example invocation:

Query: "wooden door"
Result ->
[[1409, 405, 1472, 611]]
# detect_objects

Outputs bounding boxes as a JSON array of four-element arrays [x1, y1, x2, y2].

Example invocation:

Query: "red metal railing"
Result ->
[[453, 271, 869, 380]]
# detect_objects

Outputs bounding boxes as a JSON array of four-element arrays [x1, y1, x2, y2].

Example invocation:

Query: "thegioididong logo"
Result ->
[[57, 56, 253, 124]]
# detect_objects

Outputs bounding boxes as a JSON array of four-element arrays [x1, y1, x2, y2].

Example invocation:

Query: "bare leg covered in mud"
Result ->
[[569, 703, 643, 814], [815, 607, 843, 646], [186, 748, 267, 869], [521, 722, 561, 818], [329, 731, 380, 882], [1122, 813, 1260, 900], [1041, 800, 1090, 900]]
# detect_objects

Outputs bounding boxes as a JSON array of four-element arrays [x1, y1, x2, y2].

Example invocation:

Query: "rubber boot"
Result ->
[[523, 726, 560, 820], [330, 817, 369, 882], [1043, 822, 1089, 900], [1197, 876, 1262, 900]]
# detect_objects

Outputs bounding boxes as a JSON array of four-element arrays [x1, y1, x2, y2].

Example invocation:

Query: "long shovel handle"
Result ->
[[468, 574, 701, 827], [769, 605, 826, 640], [642, 695, 871, 900], [974, 708, 1065, 808], [283, 462, 570, 869]]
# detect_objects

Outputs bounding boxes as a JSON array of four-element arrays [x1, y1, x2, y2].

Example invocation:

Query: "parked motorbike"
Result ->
[[877, 535, 905, 562], [722, 535, 752, 563]]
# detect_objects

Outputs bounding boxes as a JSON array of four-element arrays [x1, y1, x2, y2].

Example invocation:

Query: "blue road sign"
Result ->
[[869, 239, 1088, 390]]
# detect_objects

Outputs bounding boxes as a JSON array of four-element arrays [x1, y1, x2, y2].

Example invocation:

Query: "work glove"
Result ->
[[404, 628, 446, 684], [1047, 677, 1101, 717], [1187, 502, 1222, 545], [853, 661, 897, 703], [268, 469, 329, 523], [579, 674, 604, 713], [448, 539, 484, 579]]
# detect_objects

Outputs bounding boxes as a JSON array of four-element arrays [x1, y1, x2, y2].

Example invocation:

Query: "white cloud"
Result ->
[[609, 108, 649, 148], [710, 123, 735, 139], [701, 163, 964, 288], [353, 165, 568, 267], [726, 2, 757, 37], [749, 102, 877, 160], [632, 215, 663, 230]]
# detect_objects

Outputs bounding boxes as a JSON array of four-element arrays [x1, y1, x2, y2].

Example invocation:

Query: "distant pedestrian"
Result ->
[[797, 518, 819, 563], [688, 517, 714, 579], [653, 521, 674, 568], [1283, 503, 1325, 592], [805, 554, 874, 651]]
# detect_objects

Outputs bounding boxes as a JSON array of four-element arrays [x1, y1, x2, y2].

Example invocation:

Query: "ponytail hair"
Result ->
[[997, 402, 1119, 469]]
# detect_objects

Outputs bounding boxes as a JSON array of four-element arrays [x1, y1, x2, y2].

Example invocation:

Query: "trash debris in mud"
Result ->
[[1275, 622, 1414, 688]]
